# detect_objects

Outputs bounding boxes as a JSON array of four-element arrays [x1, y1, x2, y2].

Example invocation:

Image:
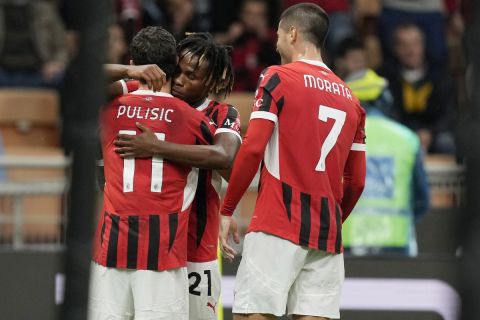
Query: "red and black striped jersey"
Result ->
[[248, 60, 366, 253], [93, 89, 215, 271], [188, 99, 241, 262]]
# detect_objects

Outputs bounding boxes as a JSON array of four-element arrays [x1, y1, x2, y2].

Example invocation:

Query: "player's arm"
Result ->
[[219, 81, 278, 261], [341, 150, 366, 222], [104, 63, 165, 89], [341, 110, 367, 222], [114, 122, 241, 170]]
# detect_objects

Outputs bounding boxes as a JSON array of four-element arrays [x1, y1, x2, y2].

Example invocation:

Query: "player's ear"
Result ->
[[289, 26, 297, 44]]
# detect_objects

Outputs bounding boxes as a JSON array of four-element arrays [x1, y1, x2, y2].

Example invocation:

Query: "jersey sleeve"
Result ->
[[350, 106, 366, 152], [250, 67, 284, 123], [119, 79, 140, 95], [215, 104, 242, 141]]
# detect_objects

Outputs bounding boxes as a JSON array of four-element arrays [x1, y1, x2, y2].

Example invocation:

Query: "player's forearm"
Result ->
[[221, 119, 274, 216], [341, 151, 366, 221], [221, 145, 264, 216], [104, 64, 130, 82], [153, 142, 234, 170]]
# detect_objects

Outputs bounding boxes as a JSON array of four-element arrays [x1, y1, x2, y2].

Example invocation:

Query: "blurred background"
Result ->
[[0, 0, 477, 319]]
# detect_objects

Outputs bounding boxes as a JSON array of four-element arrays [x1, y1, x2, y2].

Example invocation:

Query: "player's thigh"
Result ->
[[87, 262, 134, 320], [287, 252, 344, 319], [187, 260, 221, 320], [131, 267, 189, 320], [233, 232, 307, 317]]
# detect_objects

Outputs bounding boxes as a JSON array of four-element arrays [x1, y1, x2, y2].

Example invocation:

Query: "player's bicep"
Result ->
[[213, 131, 241, 161]]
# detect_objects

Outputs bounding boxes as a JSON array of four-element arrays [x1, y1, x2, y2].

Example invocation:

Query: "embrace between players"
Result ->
[[89, 3, 366, 320]]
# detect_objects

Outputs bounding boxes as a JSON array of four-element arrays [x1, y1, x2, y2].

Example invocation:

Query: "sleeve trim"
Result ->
[[215, 128, 242, 142], [119, 79, 128, 95], [351, 143, 366, 151], [250, 111, 278, 123]]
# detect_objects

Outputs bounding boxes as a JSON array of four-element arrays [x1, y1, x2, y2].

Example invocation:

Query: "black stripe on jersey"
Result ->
[[100, 212, 106, 244], [106, 214, 120, 267], [255, 69, 268, 90], [282, 182, 292, 221], [264, 73, 281, 94], [259, 89, 273, 112], [200, 121, 213, 144], [277, 96, 285, 115], [147, 215, 160, 270], [196, 170, 208, 247], [205, 102, 217, 118], [318, 197, 330, 251], [168, 213, 178, 251], [335, 204, 342, 253], [221, 105, 239, 129], [211, 110, 219, 125], [299, 192, 311, 246], [127, 216, 139, 269]]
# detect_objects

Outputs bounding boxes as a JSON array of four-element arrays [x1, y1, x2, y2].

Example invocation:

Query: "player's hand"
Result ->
[[126, 65, 166, 92], [114, 122, 159, 158], [219, 215, 237, 262]]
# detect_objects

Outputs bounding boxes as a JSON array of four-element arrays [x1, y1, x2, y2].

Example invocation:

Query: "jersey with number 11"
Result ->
[[249, 60, 366, 254], [93, 89, 214, 271]]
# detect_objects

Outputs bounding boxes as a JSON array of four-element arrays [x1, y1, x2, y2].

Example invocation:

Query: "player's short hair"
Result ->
[[177, 32, 234, 98], [336, 36, 365, 58], [130, 26, 177, 80], [280, 3, 329, 48]]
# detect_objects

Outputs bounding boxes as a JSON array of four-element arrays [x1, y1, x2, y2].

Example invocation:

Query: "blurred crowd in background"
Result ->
[[0, 0, 470, 157], [0, 0, 471, 259]]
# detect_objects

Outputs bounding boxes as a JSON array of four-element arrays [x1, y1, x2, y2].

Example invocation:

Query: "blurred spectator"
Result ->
[[341, 66, 430, 257], [215, 0, 278, 91], [379, 22, 456, 154], [336, 36, 394, 116], [0, 0, 68, 88], [115, 0, 142, 44], [142, 0, 207, 42], [0, 134, 5, 182], [283, 0, 353, 62], [107, 23, 128, 64], [378, 0, 449, 67]]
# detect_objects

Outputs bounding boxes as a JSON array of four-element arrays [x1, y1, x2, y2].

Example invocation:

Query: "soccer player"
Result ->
[[110, 33, 241, 320], [219, 3, 366, 320], [88, 26, 215, 320]]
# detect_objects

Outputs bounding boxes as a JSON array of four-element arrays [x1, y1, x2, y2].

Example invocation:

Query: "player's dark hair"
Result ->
[[177, 32, 234, 98], [130, 26, 177, 80], [280, 3, 329, 48], [336, 36, 365, 58]]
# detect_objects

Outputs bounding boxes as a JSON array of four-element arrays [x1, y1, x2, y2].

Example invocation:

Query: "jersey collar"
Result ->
[[130, 90, 174, 98], [298, 59, 331, 71], [196, 98, 211, 111]]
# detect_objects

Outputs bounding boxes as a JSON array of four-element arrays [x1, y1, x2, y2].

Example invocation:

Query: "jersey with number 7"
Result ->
[[249, 60, 366, 253], [93, 90, 215, 271]]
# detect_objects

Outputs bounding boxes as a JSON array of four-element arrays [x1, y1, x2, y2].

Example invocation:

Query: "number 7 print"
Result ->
[[315, 105, 346, 172]]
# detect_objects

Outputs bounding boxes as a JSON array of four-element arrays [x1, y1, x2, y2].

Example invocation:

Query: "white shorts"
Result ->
[[187, 260, 221, 320], [88, 262, 188, 320], [233, 232, 344, 319]]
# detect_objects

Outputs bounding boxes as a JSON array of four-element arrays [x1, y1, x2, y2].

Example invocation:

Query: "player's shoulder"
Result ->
[[210, 100, 239, 115]]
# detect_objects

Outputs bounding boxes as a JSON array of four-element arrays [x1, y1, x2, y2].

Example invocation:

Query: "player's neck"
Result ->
[[138, 80, 172, 94], [291, 42, 323, 64]]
